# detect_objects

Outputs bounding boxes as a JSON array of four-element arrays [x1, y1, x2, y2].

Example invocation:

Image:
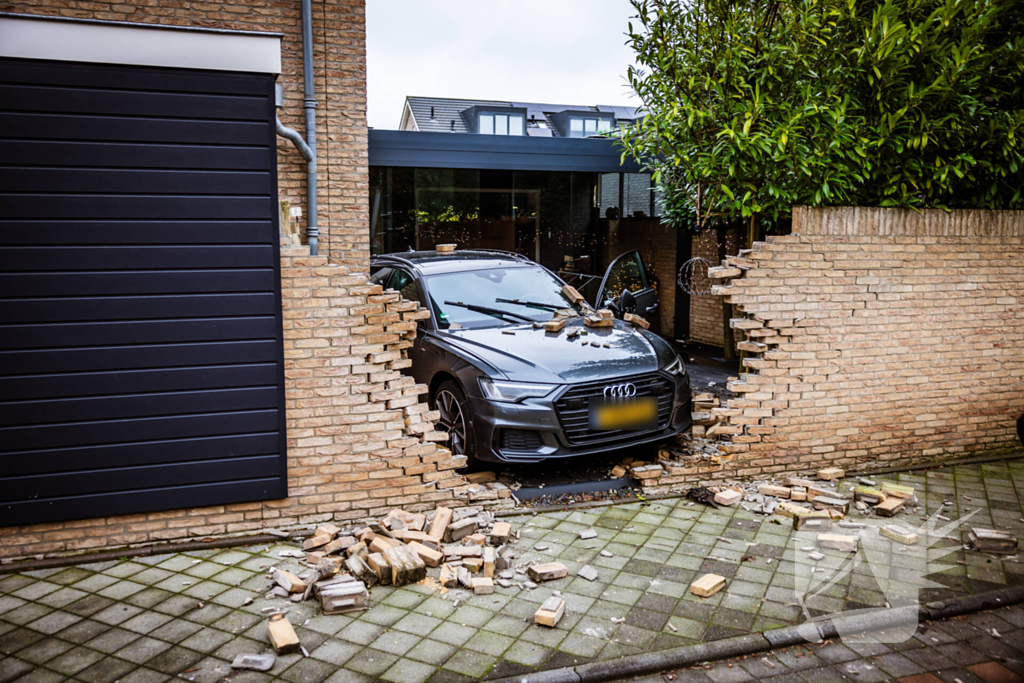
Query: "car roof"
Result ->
[[371, 250, 540, 276]]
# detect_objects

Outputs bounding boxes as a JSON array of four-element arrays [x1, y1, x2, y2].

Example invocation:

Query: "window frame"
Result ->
[[568, 116, 613, 138], [478, 112, 525, 136]]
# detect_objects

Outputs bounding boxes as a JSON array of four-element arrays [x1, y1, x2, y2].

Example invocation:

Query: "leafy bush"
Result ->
[[621, 0, 1024, 230]]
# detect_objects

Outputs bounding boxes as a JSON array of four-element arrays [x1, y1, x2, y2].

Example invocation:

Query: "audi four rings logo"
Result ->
[[603, 383, 637, 398]]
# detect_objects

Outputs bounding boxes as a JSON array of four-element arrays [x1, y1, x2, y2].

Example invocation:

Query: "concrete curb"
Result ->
[[0, 532, 305, 574], [487, 585, 1024, 683]]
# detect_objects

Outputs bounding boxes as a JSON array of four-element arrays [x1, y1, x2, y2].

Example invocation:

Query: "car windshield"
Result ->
[[426, 266, 576, 329]]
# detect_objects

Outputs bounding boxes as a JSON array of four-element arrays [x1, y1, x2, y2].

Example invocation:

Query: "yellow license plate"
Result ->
[[589, 397, 658, 431]]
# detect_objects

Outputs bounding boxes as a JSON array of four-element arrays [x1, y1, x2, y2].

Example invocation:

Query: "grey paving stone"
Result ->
[[404, 638, 459, 667], [0, 628, 45, 656], [72, 575, 121, 594], [392, 612, 443, 636], [28, 609, 83, 635], [181, 603, 231, 626], [76, 655, 138, 683], [148, 618, 203, 644], [64, 594, 116, 617], [704, 661, 756, 682], [311, 638, 363, 666], [1, 603, 52, 626], [360, 605, 408, 628], [10, 668, 65, 683], [151, 595, 197, 617], [344, 648, 399, 677], [0, 597, 25, 617], [46, 568, 92, 586], [441, 648, 497, 678], [208, 609, 261, 635], [379, 658, 436, 683], [17, 636, 75, 665], [463, 629, 513, 658], [12, 581, 60, 602], [92, 603, 144, 626], [0, 657, 35, 683], [211, 635, 264, 662], [86, 627, 142, 655], [117, 636, 175, 665], [47, 646, 106, 676], [115, 667, 172, 683], [336, 620, 386, 647], [370, 629, 422, 657], [37, 587, 89, 610], [178, 627, 234, 654], [324, 669, 373, 683], [872, 651, 925, 677], [144, 645, 204, 675], [121, 610, 174, 635], [281, 656, 337, 683], [0, 576, 35, 595]]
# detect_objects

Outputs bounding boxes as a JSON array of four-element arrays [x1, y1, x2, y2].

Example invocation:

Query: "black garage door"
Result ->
[[0, 58, 287, 526]]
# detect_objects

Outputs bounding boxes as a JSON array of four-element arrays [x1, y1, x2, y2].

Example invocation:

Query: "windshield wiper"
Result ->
[[495, 297, 572, 311], [444, 301, 533, 323]]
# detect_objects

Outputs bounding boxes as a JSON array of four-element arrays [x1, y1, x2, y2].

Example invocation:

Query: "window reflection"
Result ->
[[368, 167, 661, 308], [479, 113, 524, 136]]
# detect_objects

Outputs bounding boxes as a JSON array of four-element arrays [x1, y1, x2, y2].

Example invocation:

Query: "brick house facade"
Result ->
[[0, 0, 368, 267], [0, 0, 479, 562]]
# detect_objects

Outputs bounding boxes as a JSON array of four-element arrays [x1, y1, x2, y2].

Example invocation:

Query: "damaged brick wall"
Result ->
[[0, 1, 486, 562], [708, 207, 1024, 476], [0, 242, 472, 561]]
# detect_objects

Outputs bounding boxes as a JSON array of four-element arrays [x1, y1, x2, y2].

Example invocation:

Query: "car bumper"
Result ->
[[470, 371, 693, 463]]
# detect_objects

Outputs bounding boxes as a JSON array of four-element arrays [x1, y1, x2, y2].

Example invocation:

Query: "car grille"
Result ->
[[501, 429, 543, 451], [554, 372, 674, 447]]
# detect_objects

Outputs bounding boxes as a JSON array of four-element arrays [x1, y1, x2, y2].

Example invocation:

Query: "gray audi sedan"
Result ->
[[370, 249, 692, 464]]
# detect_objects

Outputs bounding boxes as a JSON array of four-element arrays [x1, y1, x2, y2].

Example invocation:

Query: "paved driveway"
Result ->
[[1, 459, 1023, 682]]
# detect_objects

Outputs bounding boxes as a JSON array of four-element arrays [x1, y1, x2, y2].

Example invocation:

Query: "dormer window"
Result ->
[[569, 116, 612, 138], [479, 112, 525, 136]]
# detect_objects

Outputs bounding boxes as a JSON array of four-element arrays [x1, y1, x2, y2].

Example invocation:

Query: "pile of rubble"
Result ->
[[700, 467, 1015, 557], [264, 506, 515, 613], [459, 471, 515, 506], [691, 467, 920, 548], [240, 504, 587, 669], [604, 434, 726, 493]]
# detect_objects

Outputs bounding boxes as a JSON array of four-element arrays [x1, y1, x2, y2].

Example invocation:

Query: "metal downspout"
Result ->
[[274, 0, 319, 255], [301, 0, 318, 255], [275, 117, 312, 163]]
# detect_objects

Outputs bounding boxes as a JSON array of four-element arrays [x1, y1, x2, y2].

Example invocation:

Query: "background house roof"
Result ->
[[403, 96, 641, 135]]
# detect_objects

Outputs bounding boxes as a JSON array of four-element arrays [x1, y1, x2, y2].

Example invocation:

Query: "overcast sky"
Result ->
[[366, 0, 639, 130]]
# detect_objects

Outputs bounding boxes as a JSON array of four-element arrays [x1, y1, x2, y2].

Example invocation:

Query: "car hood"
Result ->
[[438, 317, 673, 384]]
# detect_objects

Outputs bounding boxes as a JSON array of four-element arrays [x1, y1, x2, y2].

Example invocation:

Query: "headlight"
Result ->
[[479, 379, 556, 402], [664, 355, 685, 375]]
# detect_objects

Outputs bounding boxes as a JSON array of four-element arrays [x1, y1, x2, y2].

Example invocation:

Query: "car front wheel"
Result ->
[[433, 380, 477, 462]]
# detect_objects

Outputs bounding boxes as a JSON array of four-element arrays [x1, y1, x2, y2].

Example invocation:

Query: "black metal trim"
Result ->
[[369, 129, 643, 173]]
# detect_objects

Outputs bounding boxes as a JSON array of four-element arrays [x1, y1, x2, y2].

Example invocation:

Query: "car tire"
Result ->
[[433, 380, 478, 463]]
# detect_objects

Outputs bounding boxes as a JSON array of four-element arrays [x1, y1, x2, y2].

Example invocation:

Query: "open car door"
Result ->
[[595, 250, 660, 335]]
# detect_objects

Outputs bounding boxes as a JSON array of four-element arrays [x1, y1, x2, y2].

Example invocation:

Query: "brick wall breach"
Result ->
[[0, 242, 470, 561], [689, 228, 743, 348], [707, 207, 1024, 477]]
